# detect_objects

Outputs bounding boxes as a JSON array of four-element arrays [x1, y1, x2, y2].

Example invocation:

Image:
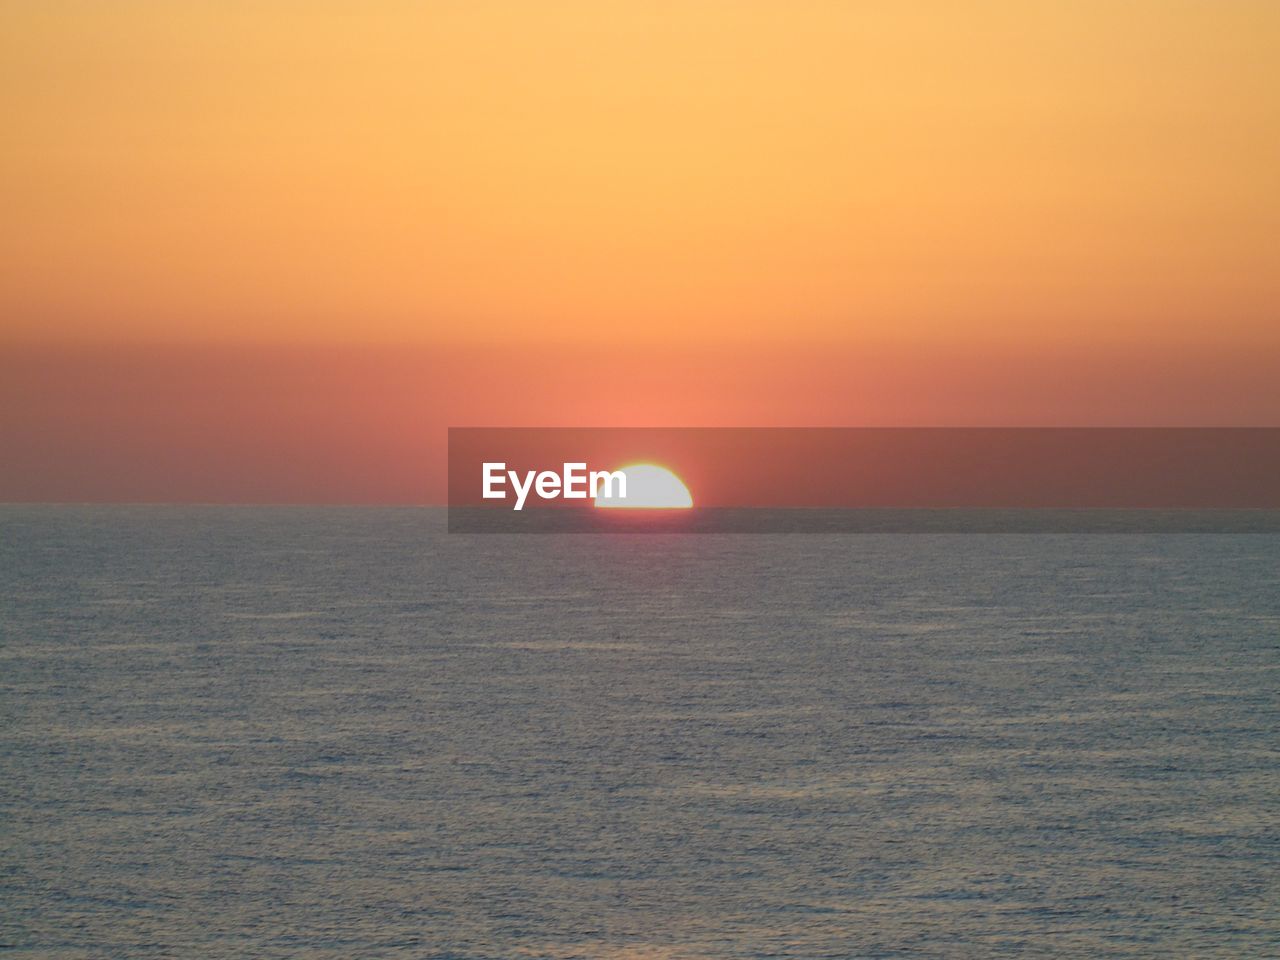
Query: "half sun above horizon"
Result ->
[[594, 464, 693, 509]]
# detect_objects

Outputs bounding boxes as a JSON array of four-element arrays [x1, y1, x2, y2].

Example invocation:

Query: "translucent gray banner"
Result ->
[[448, 428, 1280, 533]]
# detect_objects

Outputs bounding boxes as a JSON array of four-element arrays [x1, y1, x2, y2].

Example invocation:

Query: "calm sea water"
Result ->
[[2, 507, 1277, 958]]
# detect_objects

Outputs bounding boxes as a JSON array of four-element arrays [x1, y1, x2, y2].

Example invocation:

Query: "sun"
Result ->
[[594, 463, 693, 509]]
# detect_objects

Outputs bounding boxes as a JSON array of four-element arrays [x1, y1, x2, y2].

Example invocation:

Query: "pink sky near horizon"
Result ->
[[3, 341, 1276, 503]]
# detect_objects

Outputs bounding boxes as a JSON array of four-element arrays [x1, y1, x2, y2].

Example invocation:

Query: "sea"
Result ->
[[2, 507, 1277, 958]]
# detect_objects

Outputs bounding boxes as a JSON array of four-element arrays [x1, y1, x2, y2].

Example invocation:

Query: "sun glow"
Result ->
[[594, 463, 693, 509]]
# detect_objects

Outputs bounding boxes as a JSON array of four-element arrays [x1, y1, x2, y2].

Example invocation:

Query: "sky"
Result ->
[[2, 1, 1277, 501]]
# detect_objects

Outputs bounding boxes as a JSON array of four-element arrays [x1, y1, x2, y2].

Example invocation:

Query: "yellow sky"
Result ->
[[2, 0, 1277, 344]]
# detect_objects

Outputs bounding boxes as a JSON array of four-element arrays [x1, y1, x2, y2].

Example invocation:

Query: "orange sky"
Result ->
[[2, 2, 1277, 500]]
